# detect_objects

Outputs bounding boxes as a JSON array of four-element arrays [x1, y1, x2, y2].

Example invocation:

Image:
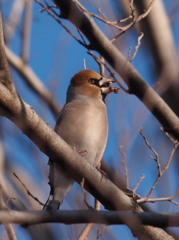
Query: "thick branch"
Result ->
[[55, 0, 179, 140], [0, 189, 16, 240], [0, 13, 15, 92], [0, 210, 178, 228]]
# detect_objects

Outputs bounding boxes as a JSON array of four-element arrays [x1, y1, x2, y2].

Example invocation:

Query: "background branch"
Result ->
[[0, 209, 178, 228]]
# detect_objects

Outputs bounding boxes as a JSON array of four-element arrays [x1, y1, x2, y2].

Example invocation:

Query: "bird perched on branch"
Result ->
[[44, 69, 118, 210]]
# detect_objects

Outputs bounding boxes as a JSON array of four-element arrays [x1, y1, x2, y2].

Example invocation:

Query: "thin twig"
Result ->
[[35, 0, 86, 47], [78, 199, 101, 240], [119, 146, 128, 188], [78, 0, 135, 33], [133, 175, 145, 193], [89, 12, 132, 31], [137, 0, 156, 22], [96, 225, 106, 240], [147, 141, 178, 198], [78, 223, 94, 240], [160, 127, 177, 143], [13, 173, 44, 206], [80, 178, 93, 209], [137, 190, 179, 205], [111, 0, 156, 42], [140, 128, 161, 174], [129, 32, 144, 62], [139, 128, 179, 200]]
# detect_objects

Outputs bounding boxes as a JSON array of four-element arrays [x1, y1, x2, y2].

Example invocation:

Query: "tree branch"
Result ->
[[0, 186, 16, 240], [0, 209, 178, 228]]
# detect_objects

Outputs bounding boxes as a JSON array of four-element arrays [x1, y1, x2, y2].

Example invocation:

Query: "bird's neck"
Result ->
[[66, 85, 103, 103]]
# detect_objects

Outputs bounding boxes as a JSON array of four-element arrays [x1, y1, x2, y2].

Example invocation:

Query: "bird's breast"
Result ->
[[55, 98, 108, 166]]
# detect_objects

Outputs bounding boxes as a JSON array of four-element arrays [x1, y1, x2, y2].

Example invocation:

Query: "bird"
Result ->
[[44, 69, 118, 210]]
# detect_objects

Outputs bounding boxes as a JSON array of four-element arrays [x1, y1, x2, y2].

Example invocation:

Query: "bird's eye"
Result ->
[[88, 78, 96, 84]]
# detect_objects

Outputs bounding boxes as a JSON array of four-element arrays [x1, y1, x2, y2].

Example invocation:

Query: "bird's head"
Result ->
[[67, 69, 118, 102]]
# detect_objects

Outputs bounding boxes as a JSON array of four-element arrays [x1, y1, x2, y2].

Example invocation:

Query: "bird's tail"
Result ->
[[43, 195, 61, 210], [43, 159, 74, 210]]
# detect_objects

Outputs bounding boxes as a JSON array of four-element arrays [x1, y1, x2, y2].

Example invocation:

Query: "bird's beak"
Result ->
[[99, 77, 119, 95]]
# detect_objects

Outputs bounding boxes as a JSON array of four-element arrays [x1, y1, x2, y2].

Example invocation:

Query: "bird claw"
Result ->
[[96, 167, 108, 178], [78, 150, 88, 157]]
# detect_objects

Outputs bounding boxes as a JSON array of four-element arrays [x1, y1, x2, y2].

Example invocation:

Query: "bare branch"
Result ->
[[78, 223, 94, 240], [13, 172, 44, 206], [129, 32, 144, 62], [0, 186, 17, 240], [140, 128, 179, 199], [134, 0, 178, 104], [35, 0, 87, 47], [139, 128, 179, 202], [97, 225, 106, 239], [80, 178, 93, 210], [0, 13, 16, 92], [75, 0, 155, 34], [147, 141, 178, 199], [136, 0, 156, 22], [111, 0, 155, 42], [4, 0, 25, 41], [138, 190, 179, 205], [0, 209, 177, 228], [140, 128, 161, 174], [119, 146, 128, 188], [133, 175, 145, 193], [78, 200, 100, 240], [21, 0, 33, 63]]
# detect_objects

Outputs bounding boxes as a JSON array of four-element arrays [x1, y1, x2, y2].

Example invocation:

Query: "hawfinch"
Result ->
[[44, 69, 118, 210]]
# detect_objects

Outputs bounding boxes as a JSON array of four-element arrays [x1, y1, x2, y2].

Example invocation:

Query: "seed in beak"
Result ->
[[101, 86, 119, 94], [110, 87, 119, 94]]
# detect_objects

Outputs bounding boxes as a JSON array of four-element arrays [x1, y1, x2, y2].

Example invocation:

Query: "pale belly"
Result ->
[[55, 100, 108, 166]]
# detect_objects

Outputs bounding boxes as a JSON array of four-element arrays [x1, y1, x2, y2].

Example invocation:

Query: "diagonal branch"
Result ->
[[0, 186, 17, 240], [0, 13, 16, 92], [21, 0, 33, 63]]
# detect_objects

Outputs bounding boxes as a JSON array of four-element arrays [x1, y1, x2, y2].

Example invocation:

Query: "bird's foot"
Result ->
[[96, 166, 108, 178], [78, 150, 88, 157]]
